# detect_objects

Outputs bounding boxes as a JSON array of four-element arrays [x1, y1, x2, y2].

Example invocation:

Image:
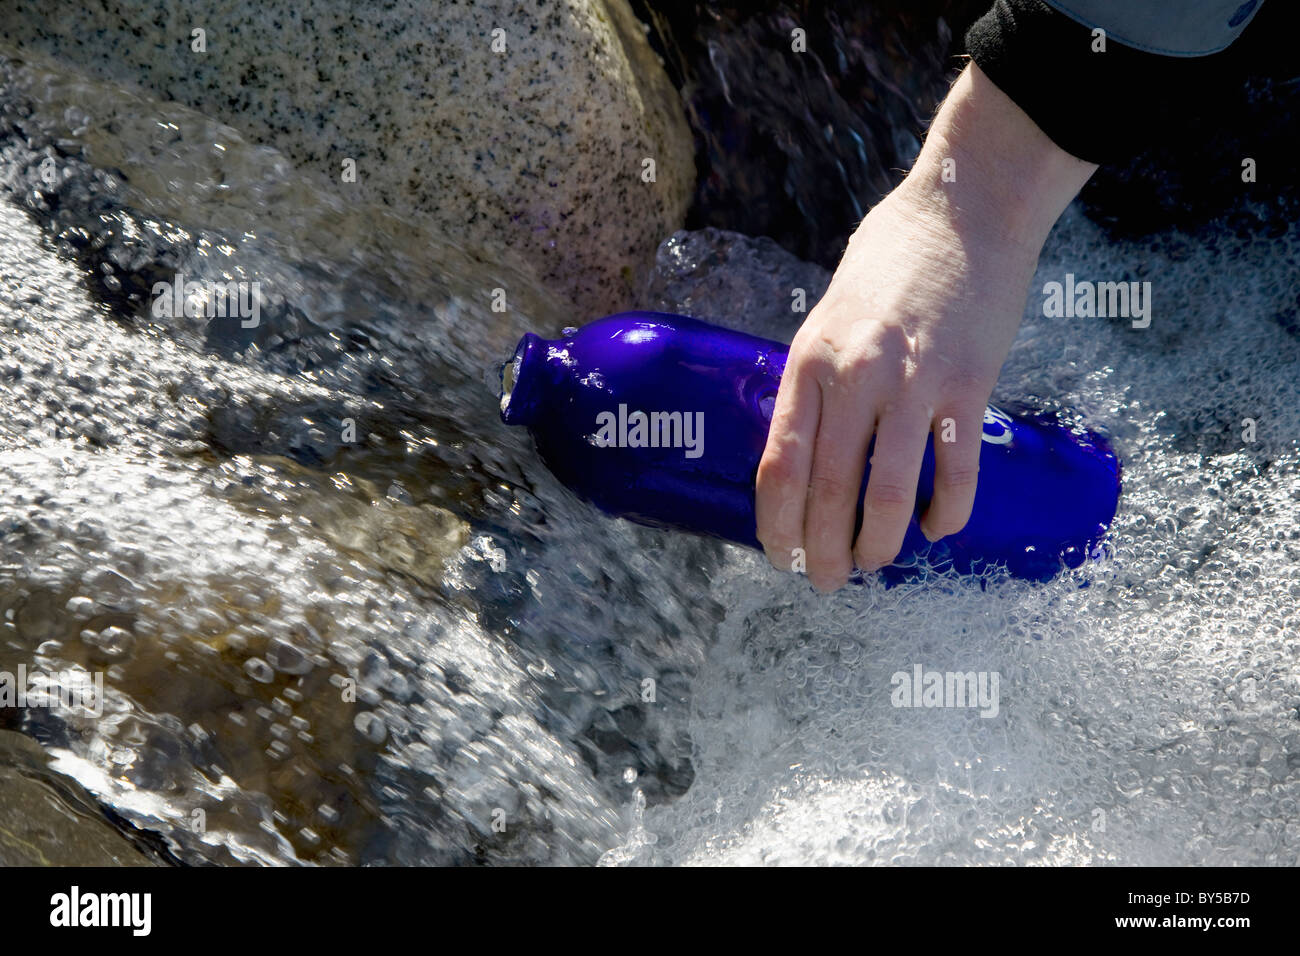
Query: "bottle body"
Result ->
[[501, 311, 1121, 581]]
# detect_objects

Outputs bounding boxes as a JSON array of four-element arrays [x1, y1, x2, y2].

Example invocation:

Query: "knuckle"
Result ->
[[756, 453, 800, 491], [807, 470, 855, 502], [787, 341, 835, 387], [935, 463, 980, 494], [867, 320, 914, 357], [813, 327, 843, 354], [812, 358, 845, 392], [831, 347, 877, 387], [796, 334, 838, 375], [863, 481, 913, 515]]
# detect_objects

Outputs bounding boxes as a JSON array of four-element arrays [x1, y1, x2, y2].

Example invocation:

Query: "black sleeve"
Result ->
[[965, 0, 1248, 164]]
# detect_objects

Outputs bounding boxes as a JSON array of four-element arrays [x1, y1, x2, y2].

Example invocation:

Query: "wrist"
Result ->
[[897, 62, 1097, 257]]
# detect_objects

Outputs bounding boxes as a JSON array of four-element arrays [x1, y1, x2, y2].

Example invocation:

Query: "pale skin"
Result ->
[[755, 61, 1098, 592]]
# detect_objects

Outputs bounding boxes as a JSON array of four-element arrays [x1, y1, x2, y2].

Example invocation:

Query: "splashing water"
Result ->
[[2, 37, 1299, 867], [0, 48, 711, 864], [624, 211, 1300, 865]]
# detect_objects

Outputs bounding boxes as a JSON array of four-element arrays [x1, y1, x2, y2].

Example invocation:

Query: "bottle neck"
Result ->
[[500, 332, 548, 426]]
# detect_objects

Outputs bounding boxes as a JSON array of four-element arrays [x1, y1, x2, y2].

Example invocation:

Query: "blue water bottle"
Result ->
[[500, 311, 1121, 581]]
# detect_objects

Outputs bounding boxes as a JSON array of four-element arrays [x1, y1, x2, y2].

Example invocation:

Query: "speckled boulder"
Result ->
[[0, 0, 694, 315]]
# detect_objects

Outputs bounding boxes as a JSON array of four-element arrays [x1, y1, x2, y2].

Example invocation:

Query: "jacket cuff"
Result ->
[[965, 0, 1229, 164]]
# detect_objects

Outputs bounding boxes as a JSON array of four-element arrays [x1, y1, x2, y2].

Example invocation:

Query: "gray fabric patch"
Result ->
[[1044, 0, 1263, 55]]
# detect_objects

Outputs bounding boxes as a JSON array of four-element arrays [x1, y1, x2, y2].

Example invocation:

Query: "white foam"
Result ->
[[629, 205, 1300, 865]]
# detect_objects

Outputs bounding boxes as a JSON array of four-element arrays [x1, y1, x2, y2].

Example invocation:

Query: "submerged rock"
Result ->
[[0, 730, 158, 866], [0, 0, 694, 316]]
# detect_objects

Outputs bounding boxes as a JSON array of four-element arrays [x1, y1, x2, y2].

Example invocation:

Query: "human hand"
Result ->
[[755, 63, 1097, 592]]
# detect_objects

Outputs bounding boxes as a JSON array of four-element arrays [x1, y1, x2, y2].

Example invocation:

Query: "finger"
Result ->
[[920, 404, 983, 541], [755, 358, 822, 571], [852, 403, 930, 572], [802, 393, 875, 592]]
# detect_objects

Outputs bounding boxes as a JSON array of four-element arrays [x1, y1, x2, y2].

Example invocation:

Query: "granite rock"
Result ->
[[0, 0, 694, 315]]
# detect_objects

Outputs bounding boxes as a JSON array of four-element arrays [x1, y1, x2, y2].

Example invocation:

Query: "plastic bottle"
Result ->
[[500, 311, 1121, 581]]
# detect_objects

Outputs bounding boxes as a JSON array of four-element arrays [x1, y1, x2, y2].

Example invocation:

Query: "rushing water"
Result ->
[[631, 0, 988, 268], [2, 31, 1299, 866], [634, 218, 1300, 865]]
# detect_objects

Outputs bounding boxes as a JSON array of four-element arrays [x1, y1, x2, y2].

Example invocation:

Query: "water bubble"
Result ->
[[265, 637, 312, 675], [95, 625, 135, 661], [243, 657, 275, 683], [354, 711, 387, 744], [64, 595, 95, 617]]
